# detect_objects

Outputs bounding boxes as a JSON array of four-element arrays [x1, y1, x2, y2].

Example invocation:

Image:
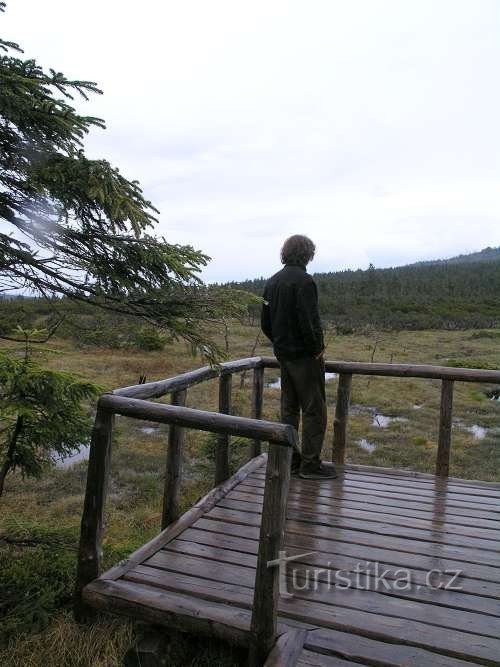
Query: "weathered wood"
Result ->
[[249, 443, 292, 666], [436, 379, 454, 478], [215, 374, 232, 485], [114, 357, 262, 399], [225, 490, 500, 539], [84, 578, 252, 646], [251, 366, 264, 458], [98, 394, 297, 446], [262, 629, 308, 667], [304, 627, 485, 667], [74, 406, 114, 619], [340, 462, 500, 490], [332, 373, 352, 465], [163, 539, 500, 616], [99, 454, 267, 582], [260, 356, 500, 383], [161, 389, 187, 529], [242, 475, 500, 516], [218, 497, 500, 551]]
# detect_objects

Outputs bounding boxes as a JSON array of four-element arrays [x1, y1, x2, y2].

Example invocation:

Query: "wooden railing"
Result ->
[[75, 355, 500, 664], [260, 356, 500, 477]]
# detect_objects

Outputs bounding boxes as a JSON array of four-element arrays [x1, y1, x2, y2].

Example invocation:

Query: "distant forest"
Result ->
[[2, 247, 500, 337], [230, 247, 500, 332]]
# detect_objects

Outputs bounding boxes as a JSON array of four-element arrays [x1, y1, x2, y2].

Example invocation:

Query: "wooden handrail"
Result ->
[[75, 392, 297, 620], [76, 353, 500, 662], [261, 356, 500, 383], [98, 394, 296, 445], [113, 357, 262, 400]]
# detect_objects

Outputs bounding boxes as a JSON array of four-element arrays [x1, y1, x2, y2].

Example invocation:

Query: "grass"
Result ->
[[1, 325, 499, 665]]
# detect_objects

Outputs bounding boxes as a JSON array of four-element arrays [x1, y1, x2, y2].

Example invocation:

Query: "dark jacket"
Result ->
[[261, 264, 324, 360]]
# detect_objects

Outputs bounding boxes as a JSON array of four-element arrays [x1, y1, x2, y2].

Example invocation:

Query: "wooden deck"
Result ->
[[83, 456, 500, 666]]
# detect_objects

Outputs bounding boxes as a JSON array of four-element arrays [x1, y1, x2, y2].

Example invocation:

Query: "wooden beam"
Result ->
[[436, 379, 454, 478], [332, 373, 352, 465], [264, 629, 307, 667], [215, 374, 232, 485], [74, 407, 114, 620], [98, 454, 268, 582], [249, 442, 292, 666], [259, 356, 500, 384], [114, 357, 262, 399], [83, 579, 251, 647], [161, 389, 187, 529], [98, 394, 297, 446], [251, 366, 264, 458]]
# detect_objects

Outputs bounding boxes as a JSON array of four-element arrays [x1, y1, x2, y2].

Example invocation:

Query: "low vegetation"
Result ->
[[0, 324, 499, 665]]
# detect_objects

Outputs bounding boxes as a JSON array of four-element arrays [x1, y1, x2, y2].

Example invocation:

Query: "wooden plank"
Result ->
[[304, 628, 485, 667], [114, 356, 262, 399], [297, 651, 370, 667], [260, 355, 500, 384], [192, 519, 500, 585], [163, 539, 500, 616], [264, 629, 307, 667], [332, 373, 352, 465], [74, 407, 114, 619], [341, 468, 500, 498], [83, 578, 251, 646], [215, 374, 232, 485], [253, 468, 500, 503], [217, 497, 500, 552], [251, 471, 500, 507], [243, 476, 500, 515], [230, 486, 500, 532], [249, 442, 292, 666], [206, 507, 500, 568], [342, 462, 500, 490], [99, 394, 298, 446], [98, 454, 266, 582], [89, 566, 500, 663], [224, 490, 500, 542], [142, 550, 500, 637], [250, 365, 264, 457], [182, 524, 500, 598], [276, 595, 500, 664], [436, 380, 454, 478], [161, 389, 186, 528]]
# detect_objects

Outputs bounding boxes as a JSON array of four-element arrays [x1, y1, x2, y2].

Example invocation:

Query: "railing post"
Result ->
[[249, 442, 292, 666], [436, 379, 454, 478], [74, 403, 114, 620], [161, 389, 187, 529], [332, 373, 352, 465], [250, 366, 264, 458], [215, 373, 232, 485]]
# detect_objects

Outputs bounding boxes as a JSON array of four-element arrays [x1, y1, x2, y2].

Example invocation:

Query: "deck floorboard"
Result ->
[[83, 460, 500, 666]]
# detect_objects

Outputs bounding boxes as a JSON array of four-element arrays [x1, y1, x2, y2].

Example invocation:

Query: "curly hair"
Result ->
[[280, 235, 316, 266]]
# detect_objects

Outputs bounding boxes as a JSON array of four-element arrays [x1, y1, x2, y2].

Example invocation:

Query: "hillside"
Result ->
[[414, 246, 500, 266], [233, 248, 500, 332]]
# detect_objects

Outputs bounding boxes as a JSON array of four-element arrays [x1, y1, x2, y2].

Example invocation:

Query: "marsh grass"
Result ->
[[1, 325, 499, 665]]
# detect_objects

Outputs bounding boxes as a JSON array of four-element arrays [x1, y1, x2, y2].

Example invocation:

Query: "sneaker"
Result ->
[[299, 462, 337, 480]]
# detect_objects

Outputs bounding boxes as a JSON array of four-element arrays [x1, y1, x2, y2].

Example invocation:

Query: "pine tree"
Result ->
[[0, 2, 250, 359], [0, 328, 102, 497]]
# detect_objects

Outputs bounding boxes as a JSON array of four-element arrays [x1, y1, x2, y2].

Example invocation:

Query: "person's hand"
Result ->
[[315, 348, 325, 360]]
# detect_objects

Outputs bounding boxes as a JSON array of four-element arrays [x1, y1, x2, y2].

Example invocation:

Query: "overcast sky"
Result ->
[[3, 0, 499, 281]]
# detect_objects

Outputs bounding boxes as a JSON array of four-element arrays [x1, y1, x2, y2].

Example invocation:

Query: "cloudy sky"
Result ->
[[3, 0, 499, 281]]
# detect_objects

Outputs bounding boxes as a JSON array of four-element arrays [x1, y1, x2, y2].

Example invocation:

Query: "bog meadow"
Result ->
[[1, 300, 500, 665]]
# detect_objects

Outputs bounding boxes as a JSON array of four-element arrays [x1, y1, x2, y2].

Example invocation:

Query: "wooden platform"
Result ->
[[83, 456, 500, 666]]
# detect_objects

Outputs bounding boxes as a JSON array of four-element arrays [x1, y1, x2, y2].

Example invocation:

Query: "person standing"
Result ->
[[261, 235, 336, 480]]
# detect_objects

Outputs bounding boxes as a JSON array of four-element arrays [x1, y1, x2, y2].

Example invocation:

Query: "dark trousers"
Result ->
[[280, 356, 327, 466]]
